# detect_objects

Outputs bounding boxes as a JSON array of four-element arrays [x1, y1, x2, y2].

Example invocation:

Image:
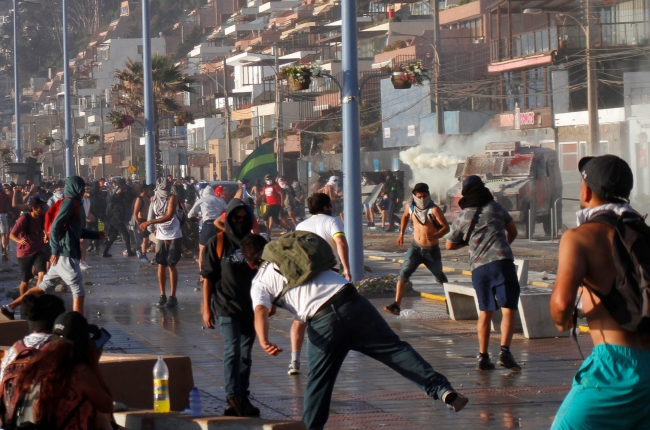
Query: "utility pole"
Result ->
[[99, 90, 105, 179], [62, 0, 74, 176], [12, 0, 21, 163], [275, 45, 284, 176], [431, 0, 443, 134], [141, 0, 156, 185], [223, 58, 232, 180], [586, 0, 599, 155]]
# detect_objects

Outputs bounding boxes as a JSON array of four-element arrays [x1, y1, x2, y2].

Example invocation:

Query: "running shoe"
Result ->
[[102, 253, 113, 258], [79, 262, 91, 270], [383, 302, 401, 316], [165, 296, 178, 308], [497, 350, 521, 371], [155, 295, 167, 307], [139, 255, 150, 264], [477, 354, 495, 371], [287, 361, 300, 375], [126, 250, 137, 257], [1, 304, 15, 320]]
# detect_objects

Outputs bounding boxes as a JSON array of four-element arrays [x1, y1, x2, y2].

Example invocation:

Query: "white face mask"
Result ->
[[278, 181, 286, 187], [413, 195, 431, 210], [266, 180, 273, 185]]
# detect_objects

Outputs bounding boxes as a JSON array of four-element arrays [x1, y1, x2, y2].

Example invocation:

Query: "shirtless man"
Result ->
[[551, 155, 650, 429], [384, 183, 449, 316]]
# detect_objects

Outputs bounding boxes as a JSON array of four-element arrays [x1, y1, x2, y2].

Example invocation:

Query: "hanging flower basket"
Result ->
[[84, 133, 100, 145], [289, 73, 312, 91], [0, 147, 11, 156], [174, 111, 194, 127], [37, 134, 53, 146], [391, 72, 412, 89], [107, 111, 134, 129]]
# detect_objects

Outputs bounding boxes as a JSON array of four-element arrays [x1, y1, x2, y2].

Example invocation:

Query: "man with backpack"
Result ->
[[139, 177, 184, 308], [200, 199, 260, 417], [551, 155, 650, 429], [0, 198, 48, 320], [384, 183, 449, 316], [240, 232, 468, 430], [1, 176, 105, 316]]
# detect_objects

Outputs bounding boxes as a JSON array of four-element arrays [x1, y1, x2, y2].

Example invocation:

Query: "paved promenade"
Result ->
[[0, 247, 591, 429]]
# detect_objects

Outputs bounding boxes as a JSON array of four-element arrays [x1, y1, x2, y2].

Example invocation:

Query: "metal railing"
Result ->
[[551, 197, 580, 242]]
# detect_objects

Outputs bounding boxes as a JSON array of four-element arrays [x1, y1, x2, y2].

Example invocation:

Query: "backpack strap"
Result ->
[[215, 232, 225, 260]]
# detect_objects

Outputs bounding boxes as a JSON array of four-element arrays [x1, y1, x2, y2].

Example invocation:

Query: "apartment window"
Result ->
[[120, 6, 128, 15], [526, 68, 545, 109], [97, 47, 109, 61], [503, 71, 524, 111]]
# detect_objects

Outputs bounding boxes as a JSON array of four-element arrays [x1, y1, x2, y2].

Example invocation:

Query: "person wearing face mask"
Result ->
[[361, 174, 376, 227], [382, 172, 403, 232], [200, 199, 261, 417], [278, 177, 297, 230], [384, 183, 449, 317], [256, 174, 284, 233], [291, 179, 304, 220], [319, 176, 343, 219]]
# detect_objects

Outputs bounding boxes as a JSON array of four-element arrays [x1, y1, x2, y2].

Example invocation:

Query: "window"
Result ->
[[97, 47, 109, 61], [137, 45, 143, 55]]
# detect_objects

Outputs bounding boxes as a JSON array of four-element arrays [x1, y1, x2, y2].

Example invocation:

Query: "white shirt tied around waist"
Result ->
[[250, 262, 348, 323]]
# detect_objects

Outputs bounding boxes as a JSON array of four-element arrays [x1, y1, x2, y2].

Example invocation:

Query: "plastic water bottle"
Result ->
[[189, 387, 202, 417], [153, 356, 170, 413]]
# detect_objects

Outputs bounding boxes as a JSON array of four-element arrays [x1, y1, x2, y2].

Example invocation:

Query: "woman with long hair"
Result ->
[[14, 312, 114, 429]]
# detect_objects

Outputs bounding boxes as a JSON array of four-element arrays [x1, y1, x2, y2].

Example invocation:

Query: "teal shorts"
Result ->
[[552, 344, 650, 430]]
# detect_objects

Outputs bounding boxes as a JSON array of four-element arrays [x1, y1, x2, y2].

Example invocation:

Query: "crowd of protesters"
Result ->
[[3, 155, 649, 430]]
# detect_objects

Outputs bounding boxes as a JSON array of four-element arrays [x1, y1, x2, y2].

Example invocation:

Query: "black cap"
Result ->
[[28, 196, 45, 208], [412, 183, 430, 194], [53, 312, 99, 347], [579, 155, 633, 203]]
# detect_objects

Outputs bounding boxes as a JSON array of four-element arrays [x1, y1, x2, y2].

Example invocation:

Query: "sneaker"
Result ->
[[287, 361, 300, 375], [477, 354, 495, 371], [102, 253, 112, 258], [165, 296, 178, 308], [223, 396, 242, 417], [79, 262, 91, 270], [240, 397, 260, 416], [155, 295, 167, 307], [383, 302, 401, 316], [126, 250, 137, 257], [497, 350, 521, 371], [1, 305, 15, 320], [442, 390, 469, 412], [139, 255, 150, 264], [122, 250, 129, 256]]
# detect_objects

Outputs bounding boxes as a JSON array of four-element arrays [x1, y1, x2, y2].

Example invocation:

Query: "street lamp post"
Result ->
[[341, 0, 364, 282], [62, 0, 74, 176], [12, 0, 21, 163], [141, 0, 156, 185]]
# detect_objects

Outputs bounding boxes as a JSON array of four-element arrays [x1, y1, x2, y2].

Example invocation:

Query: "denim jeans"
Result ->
[[218, 316, 256, 399], [398, 243, 448, 284], [303, 295, 454, 430]]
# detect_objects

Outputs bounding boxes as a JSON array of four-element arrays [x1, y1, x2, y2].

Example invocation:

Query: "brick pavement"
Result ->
[[0, 249, 593, 429]]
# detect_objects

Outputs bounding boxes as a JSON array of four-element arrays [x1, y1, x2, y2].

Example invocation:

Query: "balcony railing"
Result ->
[[491, 21, 650, 63]]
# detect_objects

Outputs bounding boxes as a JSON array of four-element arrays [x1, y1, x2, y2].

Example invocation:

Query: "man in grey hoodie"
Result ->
[[1, 176, 105, 318], [188, 185, 227, 274]]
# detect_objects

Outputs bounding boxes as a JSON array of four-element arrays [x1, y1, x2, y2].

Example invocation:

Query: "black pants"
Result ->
[[104, 220, 132, 254], [386, 199, 399, 228]]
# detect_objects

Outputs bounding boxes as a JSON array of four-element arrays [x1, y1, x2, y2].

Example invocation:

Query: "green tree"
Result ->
[[112, 54, 195, 176]]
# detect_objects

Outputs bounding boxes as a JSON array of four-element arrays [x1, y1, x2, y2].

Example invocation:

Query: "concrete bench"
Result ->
[[114, 410, 306, 430], [99, 354, 194, 412], [443, 260, 567, 339]]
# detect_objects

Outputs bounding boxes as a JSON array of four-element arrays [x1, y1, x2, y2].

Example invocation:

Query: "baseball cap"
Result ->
[[578, 155, 633, 203], [53, 311, 100, 347], [28, 196, 45, 208], [412, 183, 430, 194]]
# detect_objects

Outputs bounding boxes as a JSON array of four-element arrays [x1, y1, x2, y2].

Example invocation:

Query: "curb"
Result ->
[[420, 292, 446, 302], [366, 257, 554, 288]]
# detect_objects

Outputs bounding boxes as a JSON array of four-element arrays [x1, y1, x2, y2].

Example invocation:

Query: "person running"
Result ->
[[383, 172, 403, 232], [132, 184, 153, 264], [103, 178, 136, 258], [200, 199, 260, 417], [551, 155, 650, 429], [0, 183, 11, 260], [291, 179, 304, 220], [319, 176, 342, 218], [384, 183, 449, 316], [256, 174, 284, 233], [88, 181, 108, 253], [139, 178, 183, 308], [242, 234, 468, 430], [188, 184, 227, 278], [2, 177, 105, 316], [446, 175, 520, 371], [361, 173, 376, 227], [287, 192, 352, 375], [278, 177, 297, 229], [79, 186, 95, 270]]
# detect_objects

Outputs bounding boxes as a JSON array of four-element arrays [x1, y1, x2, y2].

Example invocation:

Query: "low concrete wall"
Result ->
[[114, 411, 306, 430], [99, 354, 194, 412]]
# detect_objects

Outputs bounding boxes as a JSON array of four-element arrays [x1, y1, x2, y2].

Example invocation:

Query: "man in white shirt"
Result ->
[[286, 193, 351, 375], [240, 235, 468, 430]]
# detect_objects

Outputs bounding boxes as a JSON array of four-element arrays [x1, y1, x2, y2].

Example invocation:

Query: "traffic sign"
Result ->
[[128, 165, 137, 174]]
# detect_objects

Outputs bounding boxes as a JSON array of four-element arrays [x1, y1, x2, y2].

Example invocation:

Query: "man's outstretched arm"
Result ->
[[551, 229, 587, 331], [254, 304, 283, 356]]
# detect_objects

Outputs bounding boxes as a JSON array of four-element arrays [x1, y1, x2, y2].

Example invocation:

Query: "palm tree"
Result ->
[[112, 54, 195, 177]]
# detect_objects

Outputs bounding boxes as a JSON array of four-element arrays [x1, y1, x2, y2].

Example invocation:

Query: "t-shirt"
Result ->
[[11, 214, 45, 258], [447, 201, 514, 270], [296, 214, 344, 267], [150, 197, 183, 240], [262, 184, 283, 206], [251, 262, 347, 323]]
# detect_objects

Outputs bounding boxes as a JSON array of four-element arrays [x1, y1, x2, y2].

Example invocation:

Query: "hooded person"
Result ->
[[188, 184, 228, 280], [199, 198, 260, 417], [1, 177, 105, 317]]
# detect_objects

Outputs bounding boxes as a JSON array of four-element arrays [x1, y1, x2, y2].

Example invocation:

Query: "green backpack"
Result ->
[[262, 231, 337, 301]]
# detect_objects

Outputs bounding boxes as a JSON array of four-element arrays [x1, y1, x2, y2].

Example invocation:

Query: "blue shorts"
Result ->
[[471, 259, 520, 311], [552, 344, 650, 429]]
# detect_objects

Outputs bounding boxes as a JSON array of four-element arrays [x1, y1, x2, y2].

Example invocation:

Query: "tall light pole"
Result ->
[[274, 45, 284, 176], [12, 0, 21, 163], [341, 0, 363, 282], [223, 57, 232, 180], [62, 0, 74, 176], [141, 0, 156, 185]]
